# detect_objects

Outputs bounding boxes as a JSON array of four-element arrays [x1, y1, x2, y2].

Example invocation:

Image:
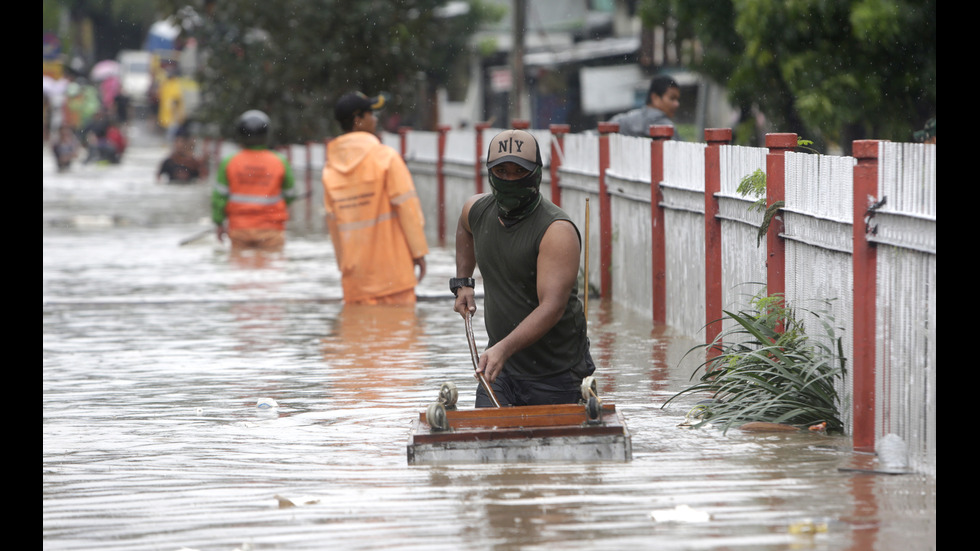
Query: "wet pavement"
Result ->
[[43, 124, 936, 550]]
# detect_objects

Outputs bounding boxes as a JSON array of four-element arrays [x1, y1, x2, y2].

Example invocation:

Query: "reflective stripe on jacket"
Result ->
[[213, 148, 296, 230], [322, 131, 429, 303]]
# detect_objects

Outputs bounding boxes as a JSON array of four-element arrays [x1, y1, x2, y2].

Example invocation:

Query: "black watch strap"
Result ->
[[450, 277, 475, 297]]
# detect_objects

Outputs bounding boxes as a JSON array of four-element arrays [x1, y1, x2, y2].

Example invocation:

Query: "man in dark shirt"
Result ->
[[452, 129, 595, 407], [158, 124, 206, 183]]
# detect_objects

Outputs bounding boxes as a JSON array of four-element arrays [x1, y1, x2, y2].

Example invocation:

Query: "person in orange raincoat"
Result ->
[[212, 110, 298, 252], [321, 92, 429, 305]]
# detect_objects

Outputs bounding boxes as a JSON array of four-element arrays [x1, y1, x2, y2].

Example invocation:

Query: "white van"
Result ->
[[116, 50, 153, 105]]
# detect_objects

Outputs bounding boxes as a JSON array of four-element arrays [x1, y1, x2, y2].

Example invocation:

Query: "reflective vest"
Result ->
[[215, 149, 292, 230]]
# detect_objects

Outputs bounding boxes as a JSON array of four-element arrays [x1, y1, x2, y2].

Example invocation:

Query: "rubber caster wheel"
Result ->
[[439, 381, 458, 409], [586, 395, 602, 423], [580, 376, 597, 402], [427, 401, 450, 431]]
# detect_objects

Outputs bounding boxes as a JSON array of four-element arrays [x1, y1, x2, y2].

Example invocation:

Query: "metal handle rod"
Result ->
[[465, 312, 501, 408]]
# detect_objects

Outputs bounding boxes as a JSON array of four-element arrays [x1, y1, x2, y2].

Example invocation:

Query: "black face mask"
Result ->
[[489, 166, 542, 225]]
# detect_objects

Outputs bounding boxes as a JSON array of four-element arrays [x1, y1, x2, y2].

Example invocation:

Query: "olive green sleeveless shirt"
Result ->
[[469, 195, 590, 379]]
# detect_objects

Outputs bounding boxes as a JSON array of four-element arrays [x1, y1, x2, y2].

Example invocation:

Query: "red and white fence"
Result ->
[[206, 121, 937, 476]]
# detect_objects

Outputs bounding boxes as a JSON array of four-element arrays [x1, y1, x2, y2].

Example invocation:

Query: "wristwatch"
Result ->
[[450, 277, 475, 297]]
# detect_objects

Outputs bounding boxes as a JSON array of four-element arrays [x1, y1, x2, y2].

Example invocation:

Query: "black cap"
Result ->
[[334, 92, 386, 122]]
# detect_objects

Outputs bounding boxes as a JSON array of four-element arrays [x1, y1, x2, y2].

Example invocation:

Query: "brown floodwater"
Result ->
[[43, 142, 935, 550]]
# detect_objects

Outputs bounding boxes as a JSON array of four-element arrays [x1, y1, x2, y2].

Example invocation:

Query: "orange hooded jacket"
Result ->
[[322, 132, 429, 303]]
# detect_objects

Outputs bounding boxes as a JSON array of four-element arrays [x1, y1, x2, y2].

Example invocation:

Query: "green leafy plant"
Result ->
[[664, 288, 847, 434], [737, 168, 782, 247], [736, 138, 815, 246]]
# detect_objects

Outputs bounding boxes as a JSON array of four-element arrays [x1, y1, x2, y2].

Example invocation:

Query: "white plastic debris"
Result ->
[[649, 504, 712, 523], [876, 433, 908, 469], [256, 397, 279, 409]]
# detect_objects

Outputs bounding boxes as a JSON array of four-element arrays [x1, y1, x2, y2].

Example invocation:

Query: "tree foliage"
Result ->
[[158, 0, 503, 144], [639, 0, 936, 150], [43, 0, 157, 63]]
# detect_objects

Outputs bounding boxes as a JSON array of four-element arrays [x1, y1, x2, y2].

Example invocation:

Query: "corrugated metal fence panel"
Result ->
[[783, 151, 857, 436], [560, 133, 600, 176], [406, 158, 439, 246], [607, 134, 651, 183], [718, 145, 769, 341], [875, 142, 937, 477], [604, 134, 653, 320], [606, 173, 652, 322], [445, 129, 475, 164], [558, 170, 599, 300], [661, 140, 707, 337], [406, 130, 439, 163], [662, 140, 706, 192], [528, 129, 553, 167], [381, 130, 399, 150]]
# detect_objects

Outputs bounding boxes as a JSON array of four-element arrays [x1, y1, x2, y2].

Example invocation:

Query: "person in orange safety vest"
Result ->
[[321, 92, 429, 305], [212, 110, 298, 251]]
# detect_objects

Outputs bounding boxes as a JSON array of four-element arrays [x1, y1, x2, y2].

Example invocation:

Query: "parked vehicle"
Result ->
[[116, 50, 152, 106]]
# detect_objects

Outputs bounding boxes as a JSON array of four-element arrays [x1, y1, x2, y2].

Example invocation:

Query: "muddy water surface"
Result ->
[[43, 143, 936, 550]]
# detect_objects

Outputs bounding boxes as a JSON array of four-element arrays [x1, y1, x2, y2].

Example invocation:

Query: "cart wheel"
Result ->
[[586, 395, 602, 423], [439, 381, 458, 409], [580, 376, 597, 402], [427, 401, 449, 431]]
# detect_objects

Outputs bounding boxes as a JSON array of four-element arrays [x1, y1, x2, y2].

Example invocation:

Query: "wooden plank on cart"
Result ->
[[407, 403, 632, 465]]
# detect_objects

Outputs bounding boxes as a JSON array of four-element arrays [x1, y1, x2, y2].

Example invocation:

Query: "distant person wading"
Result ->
[[212, 110, 298, 252]]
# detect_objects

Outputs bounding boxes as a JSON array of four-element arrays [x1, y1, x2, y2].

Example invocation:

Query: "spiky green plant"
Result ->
[[665, 289, 847, 434], [736, 138, 816, 246]]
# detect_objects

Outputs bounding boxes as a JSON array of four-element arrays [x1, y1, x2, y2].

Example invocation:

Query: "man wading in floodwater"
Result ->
[[452, 129, 596, 407]]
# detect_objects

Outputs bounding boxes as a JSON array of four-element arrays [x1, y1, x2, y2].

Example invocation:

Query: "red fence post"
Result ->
[[511, 119, 530, 130], [765, 133, 796, 306], [703, 128, 732, 359], [397, 126, 411, 159], [549, 124, 570, 207], [650, 125, 673, 326], [851, 139, 881, 454], [474, 122, 490, 194], [436, 125, 451, 247], [597, 122, 618, 298]]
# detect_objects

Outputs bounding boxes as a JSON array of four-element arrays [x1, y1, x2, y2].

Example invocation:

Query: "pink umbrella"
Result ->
[[90, 60, 120, 81]]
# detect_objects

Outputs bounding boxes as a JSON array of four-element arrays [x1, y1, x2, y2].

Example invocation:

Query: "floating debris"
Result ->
[[738, 421, 800, 432], [649, 504, 711, 523], [788, 518, 831, 535], [274, 494, 320, 508], [877, 433, 908, 470], [256, 397, 279, 409]]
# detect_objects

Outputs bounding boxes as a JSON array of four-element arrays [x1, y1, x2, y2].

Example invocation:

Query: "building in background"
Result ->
[[441, 0, 736, 137]]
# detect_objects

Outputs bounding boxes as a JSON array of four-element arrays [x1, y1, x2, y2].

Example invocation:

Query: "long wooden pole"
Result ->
[[584, 197, 590, 326]]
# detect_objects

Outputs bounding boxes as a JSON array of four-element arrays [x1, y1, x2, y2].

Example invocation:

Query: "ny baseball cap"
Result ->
[[487, 129, 541, 171], [334, 91, 386, 122]]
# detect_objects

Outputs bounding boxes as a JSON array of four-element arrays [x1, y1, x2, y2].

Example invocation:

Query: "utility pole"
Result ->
[[510, 0, 525, 123]]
